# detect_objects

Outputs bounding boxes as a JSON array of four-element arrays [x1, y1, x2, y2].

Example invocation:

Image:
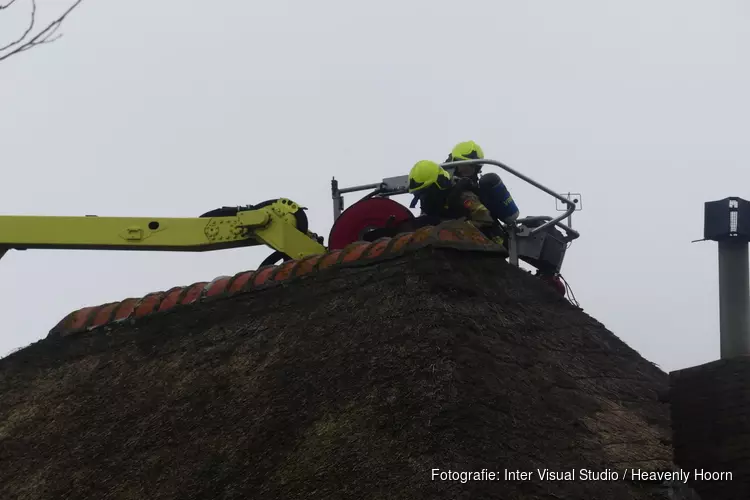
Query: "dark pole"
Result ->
[[718, 239, 750, 357], [703, 197, 750, 358]]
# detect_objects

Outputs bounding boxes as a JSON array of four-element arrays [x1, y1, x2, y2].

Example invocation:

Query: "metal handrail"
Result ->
[[440, 159, 577, 236], [331, 158, 579, 239], [331, 177, 409, 219]]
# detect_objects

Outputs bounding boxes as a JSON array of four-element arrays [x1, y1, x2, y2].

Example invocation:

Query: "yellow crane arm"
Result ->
[[0, 199, 326, 261]]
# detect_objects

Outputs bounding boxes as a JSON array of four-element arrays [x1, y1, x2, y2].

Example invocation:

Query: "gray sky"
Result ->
[[1, 0, 748, 372]]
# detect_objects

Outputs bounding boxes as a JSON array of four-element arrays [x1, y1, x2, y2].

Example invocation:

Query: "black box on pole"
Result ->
[[704, 197, 750, 242]]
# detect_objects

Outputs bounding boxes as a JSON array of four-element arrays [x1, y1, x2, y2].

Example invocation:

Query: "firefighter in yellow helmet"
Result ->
[[407, 160, 506, 248], [445, 140, 485, 183], [445, 140, 520, 225]]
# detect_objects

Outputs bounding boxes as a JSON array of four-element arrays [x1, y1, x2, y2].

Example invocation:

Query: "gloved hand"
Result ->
[[490, 234, 505, 246]]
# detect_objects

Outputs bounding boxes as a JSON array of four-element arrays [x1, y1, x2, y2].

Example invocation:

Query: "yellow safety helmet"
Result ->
[[446, 140, 484, 162], [408, 160, 452, 193]]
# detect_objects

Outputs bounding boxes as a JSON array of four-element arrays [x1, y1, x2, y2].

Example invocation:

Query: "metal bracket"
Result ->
[[117, 222, 165, 243], [555, 192, 582, 229], [203, 217, 245, 242], [555, 193, 582, 212]]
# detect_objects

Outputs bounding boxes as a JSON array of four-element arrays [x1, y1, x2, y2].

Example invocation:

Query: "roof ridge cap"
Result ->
[[48, 220, 505, 338]]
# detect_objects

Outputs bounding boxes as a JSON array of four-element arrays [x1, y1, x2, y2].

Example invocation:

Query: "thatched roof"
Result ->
[[0, 221, 699, 499]]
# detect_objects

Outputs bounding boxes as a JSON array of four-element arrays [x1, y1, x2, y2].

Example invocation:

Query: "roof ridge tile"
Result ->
[[47, 220, 504, 338]]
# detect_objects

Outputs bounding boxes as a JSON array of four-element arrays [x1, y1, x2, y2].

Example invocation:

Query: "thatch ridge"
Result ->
[[48, 220, 504, 338]]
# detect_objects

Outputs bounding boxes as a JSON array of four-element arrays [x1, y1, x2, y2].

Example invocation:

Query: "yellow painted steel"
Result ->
[[0, 203, 326, 259]]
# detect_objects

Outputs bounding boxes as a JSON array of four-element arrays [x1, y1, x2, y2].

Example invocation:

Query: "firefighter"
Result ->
[[444, 140, 485, 184], [444, 141, 520, 225], [407, 160, 507, 248]]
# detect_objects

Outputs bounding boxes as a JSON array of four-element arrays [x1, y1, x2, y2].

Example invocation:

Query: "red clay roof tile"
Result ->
[[48, 220, 504, 338], [158, 287, 187, 312]]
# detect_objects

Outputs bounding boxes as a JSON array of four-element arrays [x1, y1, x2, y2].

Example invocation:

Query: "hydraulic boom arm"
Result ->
[[0, 199, 326, 262]]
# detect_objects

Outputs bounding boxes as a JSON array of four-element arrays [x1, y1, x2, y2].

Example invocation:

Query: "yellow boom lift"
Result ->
[[0, 159, 580, 294], [0, 198, 326, 266]]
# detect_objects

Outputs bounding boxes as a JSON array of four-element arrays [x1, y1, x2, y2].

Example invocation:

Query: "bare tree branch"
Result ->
[[0, 1, 21, 10], [0, 0, 84, 63], [0, 0, 37, 53]]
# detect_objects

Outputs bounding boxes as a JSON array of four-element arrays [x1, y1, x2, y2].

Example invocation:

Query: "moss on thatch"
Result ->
[[0, 248, 698, 499]]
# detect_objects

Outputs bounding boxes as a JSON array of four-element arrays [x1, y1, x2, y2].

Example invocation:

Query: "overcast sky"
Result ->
[[1, 0, 748, 372]]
